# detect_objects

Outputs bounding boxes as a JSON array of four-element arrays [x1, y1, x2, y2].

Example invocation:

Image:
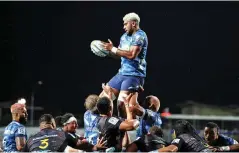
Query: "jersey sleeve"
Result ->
[[225, 136, 238, 145], [171, 137, 184, 150], [142, 109, 162, 126], [65, 133, 78, 148], [15, 126, 27, 137], [131, 33, 145, 47]]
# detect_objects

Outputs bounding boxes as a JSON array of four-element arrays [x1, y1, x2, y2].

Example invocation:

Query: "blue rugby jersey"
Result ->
[[136, 109, 162, 138], [3, 121, 27, 152], [118, 29, 148, 77], [83, 110, 100, 145], [212, 134, 238, 146]]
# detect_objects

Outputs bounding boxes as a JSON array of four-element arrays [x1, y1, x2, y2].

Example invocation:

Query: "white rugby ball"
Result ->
[[90, 40, 109, 57]]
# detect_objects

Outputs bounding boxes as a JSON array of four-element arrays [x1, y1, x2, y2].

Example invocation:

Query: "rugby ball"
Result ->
[[90, 40, 109, 57]]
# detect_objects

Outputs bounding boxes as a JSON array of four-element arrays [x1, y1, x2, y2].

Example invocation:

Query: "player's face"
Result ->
[[19, 107, 28, 124], [66, 121, 78, 133], [123, 21, 134, 34], [204, 127, 218, 144]]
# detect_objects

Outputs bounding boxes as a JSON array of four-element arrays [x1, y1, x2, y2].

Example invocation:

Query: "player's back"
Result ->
[[119, 29, 148, 77], [84, 110, 100, 145], [175, 133, 208, 152], [2, 121, 26, 152], [25, 128, 67, 152], [135, 134, 168, 151], [97, 116, 124, 152]]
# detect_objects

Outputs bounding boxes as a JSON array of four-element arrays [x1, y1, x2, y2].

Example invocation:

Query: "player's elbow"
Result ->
[[127, 53, 137, 60], [124, 51, 137, 60], [128, 120, 140, 130], [120, 120, 139, 131], [122, 123, 135, 131], [127, 56, 135, 60]]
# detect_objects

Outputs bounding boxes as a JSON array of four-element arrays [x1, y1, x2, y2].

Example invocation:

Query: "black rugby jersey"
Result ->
[[134, 134, 168, 151], [171, 133, 208, 152], [24, 128, 76, 152]]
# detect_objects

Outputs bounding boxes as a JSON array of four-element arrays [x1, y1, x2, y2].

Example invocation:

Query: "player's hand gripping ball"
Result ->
[[90, 40, 109, 57]]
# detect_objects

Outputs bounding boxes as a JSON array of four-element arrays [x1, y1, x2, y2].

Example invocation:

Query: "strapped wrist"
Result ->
[[220, 146, 230, 151], [111, 47, 118, 54]]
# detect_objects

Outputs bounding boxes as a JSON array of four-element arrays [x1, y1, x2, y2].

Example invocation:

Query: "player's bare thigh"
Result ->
[[99, 84, 120, 100], [118, 90, 138, 106]]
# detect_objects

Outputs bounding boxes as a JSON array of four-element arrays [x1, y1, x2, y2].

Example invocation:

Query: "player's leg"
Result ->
[[117, 75, 145, 119]]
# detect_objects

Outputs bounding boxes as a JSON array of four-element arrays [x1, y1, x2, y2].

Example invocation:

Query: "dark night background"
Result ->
[[0, 2, 239, 119]]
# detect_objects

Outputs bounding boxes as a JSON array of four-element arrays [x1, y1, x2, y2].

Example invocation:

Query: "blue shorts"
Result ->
[[108, 74, 145, 91]]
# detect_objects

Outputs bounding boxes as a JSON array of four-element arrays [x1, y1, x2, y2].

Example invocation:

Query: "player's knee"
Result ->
[[117, 93, 129, 118], [118, 93, 128, 102], [100, 88, 117, 101]]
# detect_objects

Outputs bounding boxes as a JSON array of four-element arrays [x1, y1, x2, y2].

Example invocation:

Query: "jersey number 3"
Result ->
[[39, 138, 49, 149]]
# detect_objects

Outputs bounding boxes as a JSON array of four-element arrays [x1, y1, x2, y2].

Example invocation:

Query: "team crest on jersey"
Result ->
[[172, 138, 180, 144], [108, 117, 119, 125]]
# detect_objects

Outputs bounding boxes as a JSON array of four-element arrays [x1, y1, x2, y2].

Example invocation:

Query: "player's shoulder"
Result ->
[[135, 29, 147, 37], [16, 123, 26, 131], [10, 121, 24, 130], [52, 128, 65, 135], [120, 32, 128, 40], [146, 109, 157, 116], [133, 29, 148, 43], [137, 29, 147, 34], [177, 133, 191, 140], [10, 121, 20, 126], [84, 110, 91, 116], [219, 134, 231, 140], [107, 116, 121, 125], [219, 134, 234, 142], [218, 134, 237, 145]]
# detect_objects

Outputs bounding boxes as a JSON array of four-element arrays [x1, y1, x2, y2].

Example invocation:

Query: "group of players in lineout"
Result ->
[[1, 12, 239, 152]]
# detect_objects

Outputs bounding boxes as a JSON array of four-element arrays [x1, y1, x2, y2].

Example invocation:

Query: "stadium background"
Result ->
[[0, 1, 239, 146]]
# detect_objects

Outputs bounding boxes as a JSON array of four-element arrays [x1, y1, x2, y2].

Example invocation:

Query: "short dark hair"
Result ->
[[39, 114, 54, 124], [97, 97, 111, 115], [149, 126, 164, 137], [206, 122, 219, 133], [55, 113, 74, 127]]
